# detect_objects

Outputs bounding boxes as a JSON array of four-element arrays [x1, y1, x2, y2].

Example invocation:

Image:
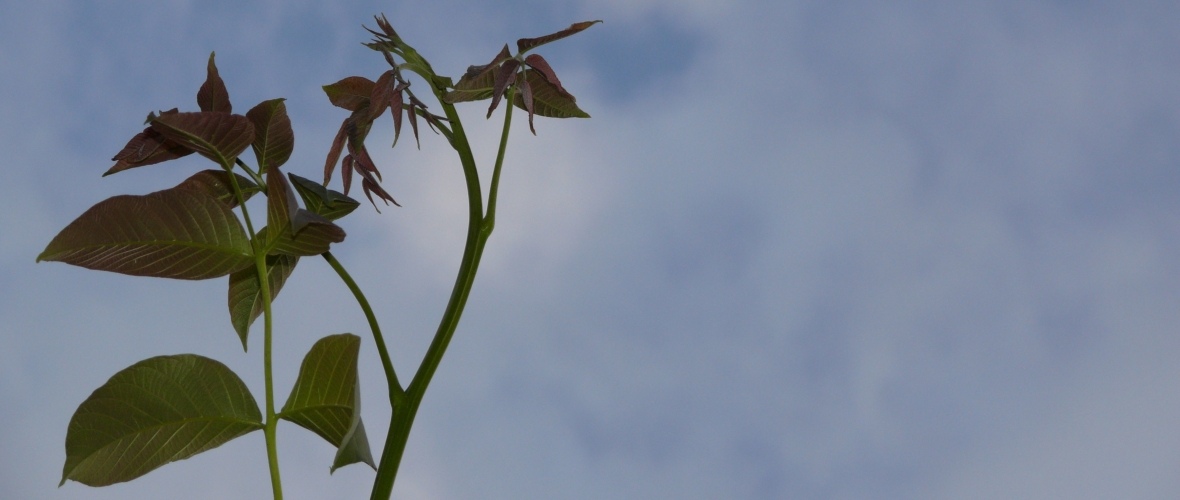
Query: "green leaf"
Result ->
[[246, 98, 294, 172], [37, 180, 254, 280], [227, 254, 298, 350], [197, 52, 232, 113], [513, 69, 590, 119], [177, 169, 260, 208], [323, 76, 375, 112], [289, 173, 360, 221], [444, 45, 513, 104], [516, 20, 602, 53], [149, 111, 255, 168], [61, 354, 263, 486], [280, 334, 375, 472]]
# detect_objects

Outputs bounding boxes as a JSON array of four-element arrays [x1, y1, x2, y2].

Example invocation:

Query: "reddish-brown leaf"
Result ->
[[175, 169, 260, 208], [150, 112, 255, 167], [367, 70, 396, 122], [512, 69, 590, 119], [517, 77, 536, 134], [323, 121, 348, 185], [197, 52, 232, 113], [246, 99, 294, 172], [516, 20, 602, 53], [105, 127, 193, 176], [390, 91, 404, 147], [487, 59, 520, 118], [523, 54, 572, 98], [266, 169, 300, 234], [323, 76, 376, 112], [340, 155, 354, 196]]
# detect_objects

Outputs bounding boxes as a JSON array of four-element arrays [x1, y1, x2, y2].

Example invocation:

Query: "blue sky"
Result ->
[[3, 1, 1180, 498]]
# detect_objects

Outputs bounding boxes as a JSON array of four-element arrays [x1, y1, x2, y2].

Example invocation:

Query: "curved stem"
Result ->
[[322, 251, 402, 396]]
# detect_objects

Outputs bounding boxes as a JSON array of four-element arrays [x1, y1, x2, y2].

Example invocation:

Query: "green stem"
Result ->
[[226, 162, 282, 499], [322, 251, 403, 397]]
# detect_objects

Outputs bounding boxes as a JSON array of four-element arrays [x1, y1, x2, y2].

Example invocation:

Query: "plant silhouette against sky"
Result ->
[[37, 14, 599, 500]]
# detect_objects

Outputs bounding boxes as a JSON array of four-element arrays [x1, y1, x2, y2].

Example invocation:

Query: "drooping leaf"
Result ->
[[176, 169, 260, 208], [246, 98, 294, 172], [516, 20, 602, 53], [323, 76, 375, 112], [289, 173, 360, 221], [37, 182, 254, 280], [258, 211, 346, 256], [444, 45, 513, 103], [61, 355, 263, 486], [486, 59, 521, 118], [517, 77, 536, 134], [105, 111, 194, 176], [512, 69, 590, 119], [149, 112, 254, 168], [324, 120, 348, 185], [367, 70, 397, 122], [227, 254, 298, 350], [197, 52, 232, 113], [280, 334, 375, 472]]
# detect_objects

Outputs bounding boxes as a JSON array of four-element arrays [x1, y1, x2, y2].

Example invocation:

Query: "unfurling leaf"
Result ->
[[324, 120, 348, 185], [323, 76, 376, 112], [247, 98, 294, 172], [37, 177, 254, 280], [444, 45, 513, 104], [61, 355, 262, 486], [516, 20, 602, 53], [280, 334, 376, 472], [197, 52, 232, 113], [149, 111, 255, 167], [228, 254, 298, 349], [289, 173, 361, 221], [175, 169, 261, 208], [486, 59, 521, 118]]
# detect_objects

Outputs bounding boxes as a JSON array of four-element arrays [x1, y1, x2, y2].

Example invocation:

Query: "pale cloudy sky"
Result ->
[[3, 1, 1180, 499]]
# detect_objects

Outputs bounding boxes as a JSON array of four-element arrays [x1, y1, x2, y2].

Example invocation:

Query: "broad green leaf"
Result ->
[[150, 111, 254, 168], [444, 45, 512, 104], [323, 76, 375, 112], [197, 52, 232, 113], [37, 181, 254, 280], [177, 169, 260, 208], [280, 334, 375, 472], [516, 20, 602, 53], [513, 69, 590, 119], [246, 98, 294, 172], [227, 254, 298, 350], [61, 355, 263, 486], [289, 173, 360, 221]]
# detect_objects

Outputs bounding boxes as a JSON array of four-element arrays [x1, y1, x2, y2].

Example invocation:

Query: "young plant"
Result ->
[[37, 14, 598, 499]]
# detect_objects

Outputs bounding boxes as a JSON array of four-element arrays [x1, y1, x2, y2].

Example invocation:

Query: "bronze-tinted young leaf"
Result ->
[[37, 184, 254, 280], [175, 169, 260, 208], [227, 254, 298, 350], [518, 77, 537, 134], [523, 54, 573, 97], [267, 167, 300, 234], [367, 70, 397, 122], [150, 112, 255, 167], [289, 173, 361, 221], [323, 76, 375, 112], [516, 20, 602, 53], [513, 69, 590, 119], [280, 334, 375, 472], [390, 91, 404, 147], [197, 52, 232, 113], [324, 120, 348, 185], [486, 59, 520, 118], [61, 355, 262, 486], [444, 45, 513, 104], [247, 98, 294, 172], [105, 127, 193, 176]]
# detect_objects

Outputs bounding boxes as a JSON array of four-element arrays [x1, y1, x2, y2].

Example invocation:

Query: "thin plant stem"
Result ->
[[225, 161, 283, 500], [322, 251, 403, 397]]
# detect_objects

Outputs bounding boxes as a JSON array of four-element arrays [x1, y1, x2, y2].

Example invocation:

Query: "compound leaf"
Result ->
[[61, 355, 262, 486]]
